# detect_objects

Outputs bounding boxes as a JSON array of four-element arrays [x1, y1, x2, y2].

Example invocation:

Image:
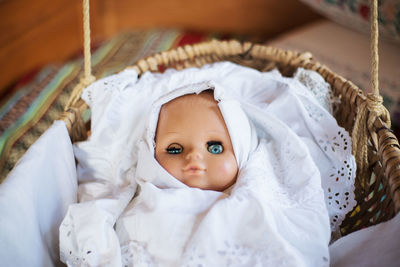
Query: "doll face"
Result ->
[[155, 91, 238, 191]]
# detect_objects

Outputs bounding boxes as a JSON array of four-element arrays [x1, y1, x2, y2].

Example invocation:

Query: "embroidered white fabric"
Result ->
[[277, 68, 356, 237], [294, 67, 335, 114], [59, 62, 356, 266]]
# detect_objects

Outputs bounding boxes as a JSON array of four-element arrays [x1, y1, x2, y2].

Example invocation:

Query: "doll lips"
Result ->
[[183, 165, 205, 175]]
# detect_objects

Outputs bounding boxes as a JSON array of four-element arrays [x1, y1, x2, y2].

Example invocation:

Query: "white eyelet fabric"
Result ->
[[60, 62, 356, 266]]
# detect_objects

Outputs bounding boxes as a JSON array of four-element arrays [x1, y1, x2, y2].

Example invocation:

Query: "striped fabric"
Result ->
[[0, 29, 218, 182]]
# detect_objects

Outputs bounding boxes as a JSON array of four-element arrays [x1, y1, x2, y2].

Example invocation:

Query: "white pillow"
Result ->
[[0, 120, 77, 267]]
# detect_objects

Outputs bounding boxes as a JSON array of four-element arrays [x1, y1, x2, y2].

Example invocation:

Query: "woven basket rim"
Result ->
[[60, 39, 400, 234]]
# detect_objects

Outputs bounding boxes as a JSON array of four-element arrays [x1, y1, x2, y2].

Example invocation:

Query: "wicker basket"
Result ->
[[60, 39, 400, 236]]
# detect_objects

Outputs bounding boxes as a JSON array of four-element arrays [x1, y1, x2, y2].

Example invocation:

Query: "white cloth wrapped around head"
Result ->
[[136, 82, 258, 189]]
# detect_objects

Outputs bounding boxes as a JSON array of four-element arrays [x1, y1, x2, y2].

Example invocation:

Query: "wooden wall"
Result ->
[[0, 0, 320, 94]]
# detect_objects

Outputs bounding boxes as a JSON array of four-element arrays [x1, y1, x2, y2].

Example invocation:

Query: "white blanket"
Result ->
[[60, 62, 356, 266], [0, 121, 77, 267]]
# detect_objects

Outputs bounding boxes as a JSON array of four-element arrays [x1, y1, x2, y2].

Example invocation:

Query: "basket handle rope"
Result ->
[[64, 0, 95, 110], [60, 0, 95, 140], [351, 0, 391, 182]]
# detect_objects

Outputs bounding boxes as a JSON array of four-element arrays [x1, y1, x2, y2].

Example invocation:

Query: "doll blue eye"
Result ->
[[166, 143, 183, 154], [207, 141, 223, 154]]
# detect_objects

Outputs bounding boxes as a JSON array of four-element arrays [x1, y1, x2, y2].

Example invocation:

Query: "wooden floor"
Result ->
[[0, 0, 320, 94]]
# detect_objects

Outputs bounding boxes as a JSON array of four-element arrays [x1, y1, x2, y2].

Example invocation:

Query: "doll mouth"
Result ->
[[183, 165, 206, 174]]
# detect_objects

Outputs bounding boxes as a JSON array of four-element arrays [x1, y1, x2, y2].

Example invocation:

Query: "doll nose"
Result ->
[[186, 147, 203, 161]]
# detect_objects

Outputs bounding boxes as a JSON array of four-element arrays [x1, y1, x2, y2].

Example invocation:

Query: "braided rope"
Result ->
[[64, 0, 95, 110], [82, 0, 95, 84], [351, 0, 391, 183], [370, 0, 379, 96]]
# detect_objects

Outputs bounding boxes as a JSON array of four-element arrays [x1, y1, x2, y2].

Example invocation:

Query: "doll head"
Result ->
[[155, 90, 238, 191]]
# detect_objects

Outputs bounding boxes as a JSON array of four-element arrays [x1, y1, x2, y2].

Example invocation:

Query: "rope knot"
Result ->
[[351, 91, 391, 186], [366, 93, 383, 110], [365, 93, 391, 128], [81, 74, 96, 87]]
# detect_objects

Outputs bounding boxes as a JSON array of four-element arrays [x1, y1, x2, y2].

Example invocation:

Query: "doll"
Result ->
[[155, 90, 238, 191], [60, 62, 356, 266]]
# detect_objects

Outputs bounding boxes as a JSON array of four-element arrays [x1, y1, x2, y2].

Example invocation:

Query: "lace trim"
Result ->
[[294, 68, 357, 238]]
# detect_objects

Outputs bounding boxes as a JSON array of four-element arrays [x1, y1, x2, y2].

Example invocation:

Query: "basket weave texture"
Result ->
[[61, 39, 400, 236]]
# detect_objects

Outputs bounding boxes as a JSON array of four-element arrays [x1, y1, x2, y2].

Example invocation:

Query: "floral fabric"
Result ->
[[300, 0, 400, 43]]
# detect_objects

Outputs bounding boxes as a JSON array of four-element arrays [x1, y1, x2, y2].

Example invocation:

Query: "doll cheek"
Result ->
[[215, 158, 238, 179]]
